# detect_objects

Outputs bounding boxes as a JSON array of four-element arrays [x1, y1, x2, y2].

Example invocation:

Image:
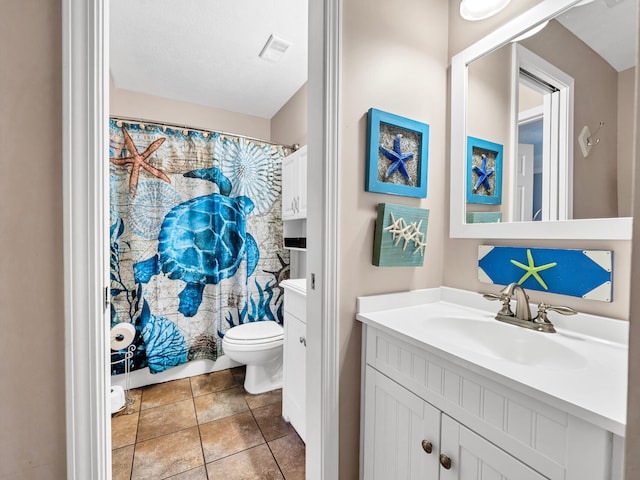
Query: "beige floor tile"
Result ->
[[194, 385, 249, 424], [112, 387, 142, 416], [199, 411, 265, 463], [141, 378, 192, 410], [111, 411, 139, 449], [245, 388, 282, 410], [165, 465, 208, 479], [112, 445, 134, 480], [252, 401, 295, 441], [131, 426, 203, 479], [190, 369, 236, 397], [269, 434, 306, 480], [137, 398, 197, 442], [206, 444, 284, 480]]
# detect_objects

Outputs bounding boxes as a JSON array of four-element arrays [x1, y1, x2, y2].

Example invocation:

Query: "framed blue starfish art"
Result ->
[[466, 136, 503, 205], [366, 108, 429, 198]]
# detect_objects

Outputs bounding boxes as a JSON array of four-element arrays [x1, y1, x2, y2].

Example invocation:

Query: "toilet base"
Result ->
[[244, 361, 283, 395]]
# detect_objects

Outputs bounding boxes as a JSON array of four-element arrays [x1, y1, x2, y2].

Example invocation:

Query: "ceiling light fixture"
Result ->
[[460, 0, 511, 20], [258, 34, 292, 62]]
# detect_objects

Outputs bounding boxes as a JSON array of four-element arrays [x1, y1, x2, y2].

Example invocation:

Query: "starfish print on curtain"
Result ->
[[110, 126, 171, 196]]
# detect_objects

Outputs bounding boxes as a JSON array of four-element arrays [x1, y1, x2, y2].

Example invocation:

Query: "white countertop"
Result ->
[[356, 287, 628, 436]]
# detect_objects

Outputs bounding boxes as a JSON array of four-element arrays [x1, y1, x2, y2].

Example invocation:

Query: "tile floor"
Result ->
[[111, 367, 305, 479]]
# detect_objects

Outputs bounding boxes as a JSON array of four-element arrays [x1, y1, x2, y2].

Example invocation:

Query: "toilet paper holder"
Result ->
[[110, 342, 137, 415]]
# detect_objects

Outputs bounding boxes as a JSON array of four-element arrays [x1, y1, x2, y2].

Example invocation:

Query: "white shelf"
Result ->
[[284, 246, 307, 252]]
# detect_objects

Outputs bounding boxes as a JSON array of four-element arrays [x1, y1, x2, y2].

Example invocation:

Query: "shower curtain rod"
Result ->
[[111, 115, 299, 151]]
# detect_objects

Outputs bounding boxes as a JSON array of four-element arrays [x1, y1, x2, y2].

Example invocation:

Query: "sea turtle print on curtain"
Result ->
[[109, 119, 290, 374]]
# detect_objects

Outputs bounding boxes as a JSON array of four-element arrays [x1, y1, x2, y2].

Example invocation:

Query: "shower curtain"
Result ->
[[109, 119, 290, 374]]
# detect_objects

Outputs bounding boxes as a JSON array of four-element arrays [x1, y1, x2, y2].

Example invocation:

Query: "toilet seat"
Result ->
[[223, 321, 284, 346]]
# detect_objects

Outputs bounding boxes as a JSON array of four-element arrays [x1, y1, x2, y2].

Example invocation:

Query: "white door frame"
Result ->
[[62, 0, 341, 478]]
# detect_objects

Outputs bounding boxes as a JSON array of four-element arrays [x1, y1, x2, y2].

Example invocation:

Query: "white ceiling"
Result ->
[[110, 0, 308, 119], [557, 0, 638, 72]]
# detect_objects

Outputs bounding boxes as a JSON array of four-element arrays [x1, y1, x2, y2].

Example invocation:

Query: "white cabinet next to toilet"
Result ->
[[282, 146, 307, 220], [281, 279, 307, 441]]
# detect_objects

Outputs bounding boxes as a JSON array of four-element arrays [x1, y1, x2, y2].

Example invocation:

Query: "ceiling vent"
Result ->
[[259, 34, 292, 62]]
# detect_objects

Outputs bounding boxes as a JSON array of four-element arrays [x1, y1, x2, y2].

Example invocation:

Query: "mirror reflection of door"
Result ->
[[516, 81, 545, 222], [512, 45, 574, 222], [515, 142, 535, 221]]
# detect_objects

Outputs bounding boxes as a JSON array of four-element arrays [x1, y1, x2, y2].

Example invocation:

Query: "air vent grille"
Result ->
[[259, 34, 292, 62]]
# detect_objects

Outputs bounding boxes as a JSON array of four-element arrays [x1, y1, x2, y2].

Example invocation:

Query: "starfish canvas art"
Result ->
[[366, 108, 429, 198], [478, 245, 613, 302], [466, 136, 503, 205], [373, 203, 429, 267]]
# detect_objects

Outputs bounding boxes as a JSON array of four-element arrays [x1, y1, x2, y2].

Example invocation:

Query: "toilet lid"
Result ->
[[224, 321, 284, 344]]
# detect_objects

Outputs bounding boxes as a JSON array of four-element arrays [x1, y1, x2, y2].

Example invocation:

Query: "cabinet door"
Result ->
[[283, 314, 306, 441], [363, 367, 440, 480], [440, 414, 547, 480], [296, 145, 307, 217], [282, 154, 297, 219]]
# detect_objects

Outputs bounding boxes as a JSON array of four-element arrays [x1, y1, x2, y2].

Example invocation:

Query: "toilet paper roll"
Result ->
[[110, 385, 125, 414], [110, 322, 136, 350]]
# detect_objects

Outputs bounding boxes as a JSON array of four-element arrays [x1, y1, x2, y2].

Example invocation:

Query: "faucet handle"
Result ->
[[483, 292, 514, 317], [535, 302, 577, 324], [482, 293, 505, 301]]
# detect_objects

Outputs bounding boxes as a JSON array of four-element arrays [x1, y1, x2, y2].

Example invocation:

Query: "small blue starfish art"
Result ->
[[472, 153, 494, 193], [380, 134, 415, 182]]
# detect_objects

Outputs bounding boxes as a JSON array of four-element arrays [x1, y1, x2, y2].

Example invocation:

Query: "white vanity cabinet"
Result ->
[[360, 324, 619, 480], [282, 145, 307, 220], [363, 366, 546, 480], [363, 366, 441, 479], [281, 279, 307, 441]]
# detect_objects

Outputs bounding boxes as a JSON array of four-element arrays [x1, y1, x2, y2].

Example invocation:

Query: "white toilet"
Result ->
[[222, 320, 284, 394]]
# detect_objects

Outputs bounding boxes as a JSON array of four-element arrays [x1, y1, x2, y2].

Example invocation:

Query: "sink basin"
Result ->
[[419, 316, 587, 369]]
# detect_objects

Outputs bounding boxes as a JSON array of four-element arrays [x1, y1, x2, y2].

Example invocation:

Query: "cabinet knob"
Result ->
[[299, 336, 306, 346], [421, 440, 433, 454], [439, 454, 452, 470]]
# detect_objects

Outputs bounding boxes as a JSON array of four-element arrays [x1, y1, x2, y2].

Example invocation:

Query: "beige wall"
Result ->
[[0, 0, 67, 478], [110, 86, 271, 140], [339, 0, 449, 477], [271, 83, 308, 147], [618, 67, 636, 217]]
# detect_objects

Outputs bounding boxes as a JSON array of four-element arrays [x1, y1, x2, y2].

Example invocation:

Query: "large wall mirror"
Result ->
[[450, 0, 637, 239]]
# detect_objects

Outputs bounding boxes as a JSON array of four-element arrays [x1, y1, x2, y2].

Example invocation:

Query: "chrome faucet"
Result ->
[[499, 283, 532, 321], [483, 283, 577, 333]]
